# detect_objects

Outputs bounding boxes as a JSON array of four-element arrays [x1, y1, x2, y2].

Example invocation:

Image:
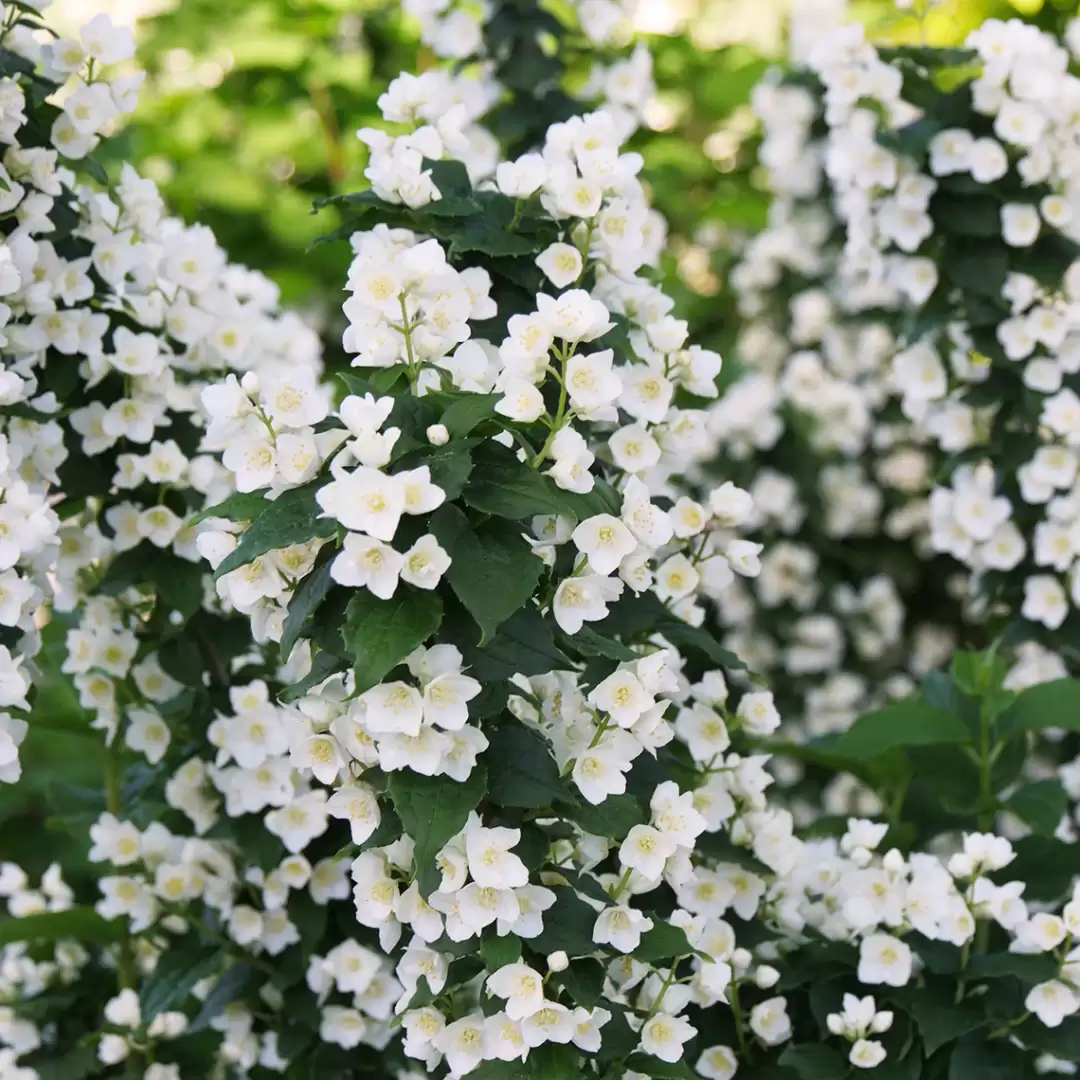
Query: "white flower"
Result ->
[[697, 1045, 739, 1080], [496, 377, 547, 423], [433, 1014, 486, 1075], [317, 467, 404, 540], [401, 535, 451, 590], [565, 349, 622, 411], [1001, 203, 1040, 247], [850, 1040, 888, 1069], [536, 243, 584, 288], [331, 534, 405, 599], [640, 1012, 696, 1063], [619, 824, 677, 880], [326, 784, 381, 844], [465, 826, 528, 889], [572, 514, 638, 576], [422, 672, 481, 730], [592, 905, 654, 951], [748, 997, 792, 1046], [486, 963, 546, 1019], [857, 934, 912, 987], [1028, 981, 1080, 1028], [552, 573, 623, 634]]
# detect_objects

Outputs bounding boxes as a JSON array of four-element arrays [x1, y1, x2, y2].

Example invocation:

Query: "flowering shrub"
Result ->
[[12, 4, 1080, 1080]]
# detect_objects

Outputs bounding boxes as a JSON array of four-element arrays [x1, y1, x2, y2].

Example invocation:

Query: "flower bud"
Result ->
[[755, 964, 780, 989], [426, 423, 450, 446], [826, 1014, 846, 1037], [882, 849, 906, 874], [870, 1011, 894, 1034], [547, 950, 569, 973], [240, 371, 260, 395], [732, 948, 752, 971]]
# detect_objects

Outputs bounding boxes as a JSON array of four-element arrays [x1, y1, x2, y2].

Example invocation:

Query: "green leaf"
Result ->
[[27, 1044, 99, 1080], [444, 520, 544, 645], [558, 958, 605, 1010], [1017, 1016, 1080, 1060], [993, 836, 1080, 902], [214, 483, 336, 578], [625, 1055, 697, 1080], [463, 454, 603, 522], [0, 907, 126, 947], [832, 699, 971, 760], [967, 951, 1059, 982], [653, 618, 748, 672], [480, 931, 522, 971], [140, 947, 225, 1021], [910, 995, 985, 1055], [634, 921, 696, 963], [440, 393, 501, 437], [388, 764, 488, 896], [485, 723, 572, 809], [997, 678, 1080, 738], [279, 650, 344, 703], [531, 887, 600, 958], [944, 243, 1009, 298], [777, 1045, 849, 1080], [190, 490, 269, 526], [189, 963, 255, 1031], [560, 626, 637, 662], [280, 554, 335, 657], [932, 194, 1000, 238], [344, 588, 443, 695], [464, 608, 571, 681], [948, 1033, 1024, 1080], [561, 793, 643, 841], [1006, 779, 1068, 837]]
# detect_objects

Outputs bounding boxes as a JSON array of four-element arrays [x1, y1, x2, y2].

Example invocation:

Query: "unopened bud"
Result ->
[[547, 950, 569, 973], [240, 371, 260, 395], [426, 423, 450, 446], [731, 948, 752, 971], [754, 964, 780, 989]]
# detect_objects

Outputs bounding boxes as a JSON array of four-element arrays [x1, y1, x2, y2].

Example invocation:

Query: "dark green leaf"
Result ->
[[967, 951, 1059, 982], [190, 490, 269, 526], [388, 764, 487, 896], [485, 723, 572, 809], [280, 553, 335, 657], [777, 1045, 849, 1080], [910, 995, 985, 1055], [440, 393, 501, 437], [634, 921, 696, 963], [833, 699, 971, 760], [140, 947, 224, 1021], [214, 483, 336, 578], [1006, 779, 1068, 837], [444, 520, 544, 645], [561, 793, 643, 841], [0, 907, 126, 947], [188, 963, 255, 1032], [558, 958, 605, 1010], [344, 588, 443, 695], [948, 1032, 1024, 1080], [530, 887, 599, 958], [480, 931, 522, 971], [997, 678, 1080, 738]]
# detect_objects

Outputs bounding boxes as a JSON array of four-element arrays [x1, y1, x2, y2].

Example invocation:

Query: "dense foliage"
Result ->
[[8, 2, 1080, 1080]]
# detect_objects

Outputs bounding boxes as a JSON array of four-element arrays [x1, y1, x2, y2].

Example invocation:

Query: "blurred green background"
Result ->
[[49, 0, 1072, 335]]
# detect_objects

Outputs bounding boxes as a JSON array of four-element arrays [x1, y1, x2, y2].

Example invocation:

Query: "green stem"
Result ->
[[399, 294, 419, 390], [530, 346, 570, 469], [644, 958, 682, 1019], [729, 978, 748, 1055]]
